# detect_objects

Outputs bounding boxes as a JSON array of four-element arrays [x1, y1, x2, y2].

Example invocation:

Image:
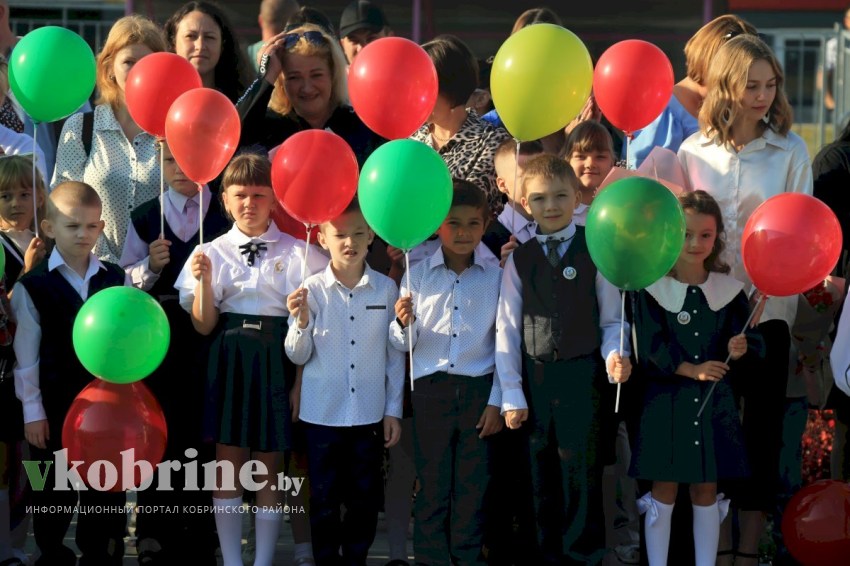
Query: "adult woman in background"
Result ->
[[165, 1, 252, 103], [629, 14, 757, 169], [238, 23, 382, 165], [678, 34, 812, 566], [52, 15, 166, 263], [411, 35, 508, 215]]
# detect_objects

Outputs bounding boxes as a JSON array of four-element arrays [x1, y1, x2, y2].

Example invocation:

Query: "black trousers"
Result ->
[[29, 444, 127, 566], [305, 421, 384, 566], [411, 372, 492, 565], [525, 355, 606, 566]]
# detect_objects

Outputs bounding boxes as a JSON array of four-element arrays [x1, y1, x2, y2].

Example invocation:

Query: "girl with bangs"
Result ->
[[678, 34, 812, 566]]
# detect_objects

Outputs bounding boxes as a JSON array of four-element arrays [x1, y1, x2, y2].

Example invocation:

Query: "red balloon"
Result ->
[[742, 193, 842, 297], [164, 88, 240, 184], [781, 480, 850, 566], [271, 207, 308, 241], [593, 40, 674, 134], [125, 52, 202, 137], [62, 380, 167, 492], [348, 37, 438, 140], [271, 130, 359, 225]]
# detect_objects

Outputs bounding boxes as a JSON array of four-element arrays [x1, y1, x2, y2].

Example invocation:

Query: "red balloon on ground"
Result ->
[[593, 40, 674, 134], [164, 88, 240, 185], [782, 480, 850, 566], [742, 193, 842, 296], [271, 130, 359, 226], [62, 380, 167, 492], [125, 52, 202, 137], [348, 37, 438, 140]]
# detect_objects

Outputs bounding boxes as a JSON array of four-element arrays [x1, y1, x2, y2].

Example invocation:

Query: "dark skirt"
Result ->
[[630, 377, 749, 484], [204, 313, 291, 452], [0, 345, 22, 441]]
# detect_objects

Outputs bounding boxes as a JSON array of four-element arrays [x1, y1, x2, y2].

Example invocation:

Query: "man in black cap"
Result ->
[[338, 0, 391, 63]]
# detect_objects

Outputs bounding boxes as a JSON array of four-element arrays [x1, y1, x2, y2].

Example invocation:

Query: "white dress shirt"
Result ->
[[174, 223, 326, 316], [573, 203, 589, 227], [12, 248, 130, 424], [0, 124, 47, 180], [497, 205, 538, 243], [285, 262, 404, 427], [388, 247, 502, 407], [406, 238, 500, 268], [678, 129, 813, 327], [495, 222, 629, 412], [52, 104, 160, 264], [120, 185, 211, 291]]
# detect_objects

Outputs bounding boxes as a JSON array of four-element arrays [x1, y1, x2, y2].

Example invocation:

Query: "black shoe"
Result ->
[[384, 561, 411, 566]]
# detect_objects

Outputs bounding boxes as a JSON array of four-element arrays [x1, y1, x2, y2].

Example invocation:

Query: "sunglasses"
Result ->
[[282, 31, 327, 50]]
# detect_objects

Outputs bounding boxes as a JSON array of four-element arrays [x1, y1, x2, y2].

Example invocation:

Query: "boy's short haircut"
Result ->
[[451, 178, 490, 219], [494, 138, 545, 162], [222, 153, 273, 189], [320, 196, 363, 233], [47, 181, 102, 220], [562, 120, 615, 159], [520, 154, 579, 198]]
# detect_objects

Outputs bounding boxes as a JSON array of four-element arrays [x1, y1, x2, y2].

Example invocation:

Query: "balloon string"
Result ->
[[159, 141, 165, 238], [301, 224, 313, 288], [615, 290, 624, 413], [405, 250, 414, 392], [696, 293, 766, 418], [198, 183, 204, 316], [32, 126, 39, 239], [625, 131, 632, 171], [510, 138, 521, 236]]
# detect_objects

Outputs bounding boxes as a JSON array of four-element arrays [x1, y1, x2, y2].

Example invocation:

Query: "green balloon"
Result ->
[[358, 139, 453, 250], [9, 27, 96, 123], [73, 287, 170, 384], [586, 177, 686, 290]]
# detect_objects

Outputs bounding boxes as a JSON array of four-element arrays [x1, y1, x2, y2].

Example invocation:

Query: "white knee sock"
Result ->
[[213, 496, 244, 566], [644, 498, 674, 566], [0, 489, 12, 560], [253, 508, 283, 566], [693, 502, 720, 566]]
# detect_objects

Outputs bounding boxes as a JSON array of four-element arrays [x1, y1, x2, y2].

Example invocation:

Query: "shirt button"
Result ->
[[694, 421, 699, 426], [351, 340, 355, 345], [455, 280, 460, 284], [691, 289, 696, 293], [695, 441, 700, 446], [350, 363, 354, 369], [450, 363, 455, 368], [452, 333, 457, 338], [350, 387, 355, 393], [350, 316, 354, 321], [693, 310, 697, 314], [694, 355, 699, 359], [694, 398, 699, 403], [694, 332, 699, 336], [454, 306, 458, 310]]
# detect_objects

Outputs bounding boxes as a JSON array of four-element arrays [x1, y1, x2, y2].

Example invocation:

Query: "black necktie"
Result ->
[[239, 241, 267, 267]]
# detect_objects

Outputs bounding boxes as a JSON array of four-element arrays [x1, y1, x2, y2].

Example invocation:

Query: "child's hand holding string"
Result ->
[[149, 238, 171, 274], [23, 237, 46, 273], [287, 288, 309, 329], [394, 295, 414, 328], [500, 236, 519, 268], [191, 251, 211, 285], [728, 334, 747, 360], [607, 353, 632, 383]]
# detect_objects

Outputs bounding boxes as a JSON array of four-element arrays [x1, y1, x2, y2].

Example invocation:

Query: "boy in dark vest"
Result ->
[[119, 139, 228, 565], [12, 181, 128, 565], [495, 155, 631, 565]]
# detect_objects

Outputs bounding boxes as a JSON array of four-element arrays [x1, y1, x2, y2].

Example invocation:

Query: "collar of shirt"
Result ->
[[224, 222, 282, 247], [696, 127, 791, 154], [93, 104, 124, 133], [427, 245, 486, 272], [535, 221, 576, 245], [497, 206, 536, 237], [321, 261, 376, 290], [647, 272, 745, 313], [167, 185, 209, 212], [47, 247, 105, 280]]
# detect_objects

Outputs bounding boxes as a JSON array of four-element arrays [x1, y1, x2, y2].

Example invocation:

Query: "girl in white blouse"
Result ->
[[678, 35, 813, 566], [52, 16, 166, 264]]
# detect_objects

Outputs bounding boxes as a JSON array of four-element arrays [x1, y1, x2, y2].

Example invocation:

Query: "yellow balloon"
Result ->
[[491, 24, 593, 141]]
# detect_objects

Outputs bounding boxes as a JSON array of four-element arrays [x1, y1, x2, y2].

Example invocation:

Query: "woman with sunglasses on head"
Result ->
[[238, 23, 383, 166], [628, 15, 757, 169], [677, 34, 812, 566], [165, 1, 252, 103]]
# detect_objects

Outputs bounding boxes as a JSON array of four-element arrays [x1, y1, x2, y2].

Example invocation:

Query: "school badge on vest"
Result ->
[[677, 311, 691, 325], [563, 266, 577, 280]]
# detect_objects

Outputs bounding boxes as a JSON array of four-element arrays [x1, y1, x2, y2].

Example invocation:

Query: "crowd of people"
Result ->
[[0, 1, 847, 565]]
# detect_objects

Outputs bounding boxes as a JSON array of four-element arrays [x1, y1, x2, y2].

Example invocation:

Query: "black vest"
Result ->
[[130, 195, 229, 299], [513, 226, 600, 361], [18, 260, 125, 423]]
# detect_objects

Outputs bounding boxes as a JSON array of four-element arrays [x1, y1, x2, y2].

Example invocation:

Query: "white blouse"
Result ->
[[677, 128, 813, 327], [51, 104, 160, 264]]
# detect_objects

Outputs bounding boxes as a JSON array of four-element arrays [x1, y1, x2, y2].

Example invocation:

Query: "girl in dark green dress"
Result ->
[[630, 191, 752, 566]]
